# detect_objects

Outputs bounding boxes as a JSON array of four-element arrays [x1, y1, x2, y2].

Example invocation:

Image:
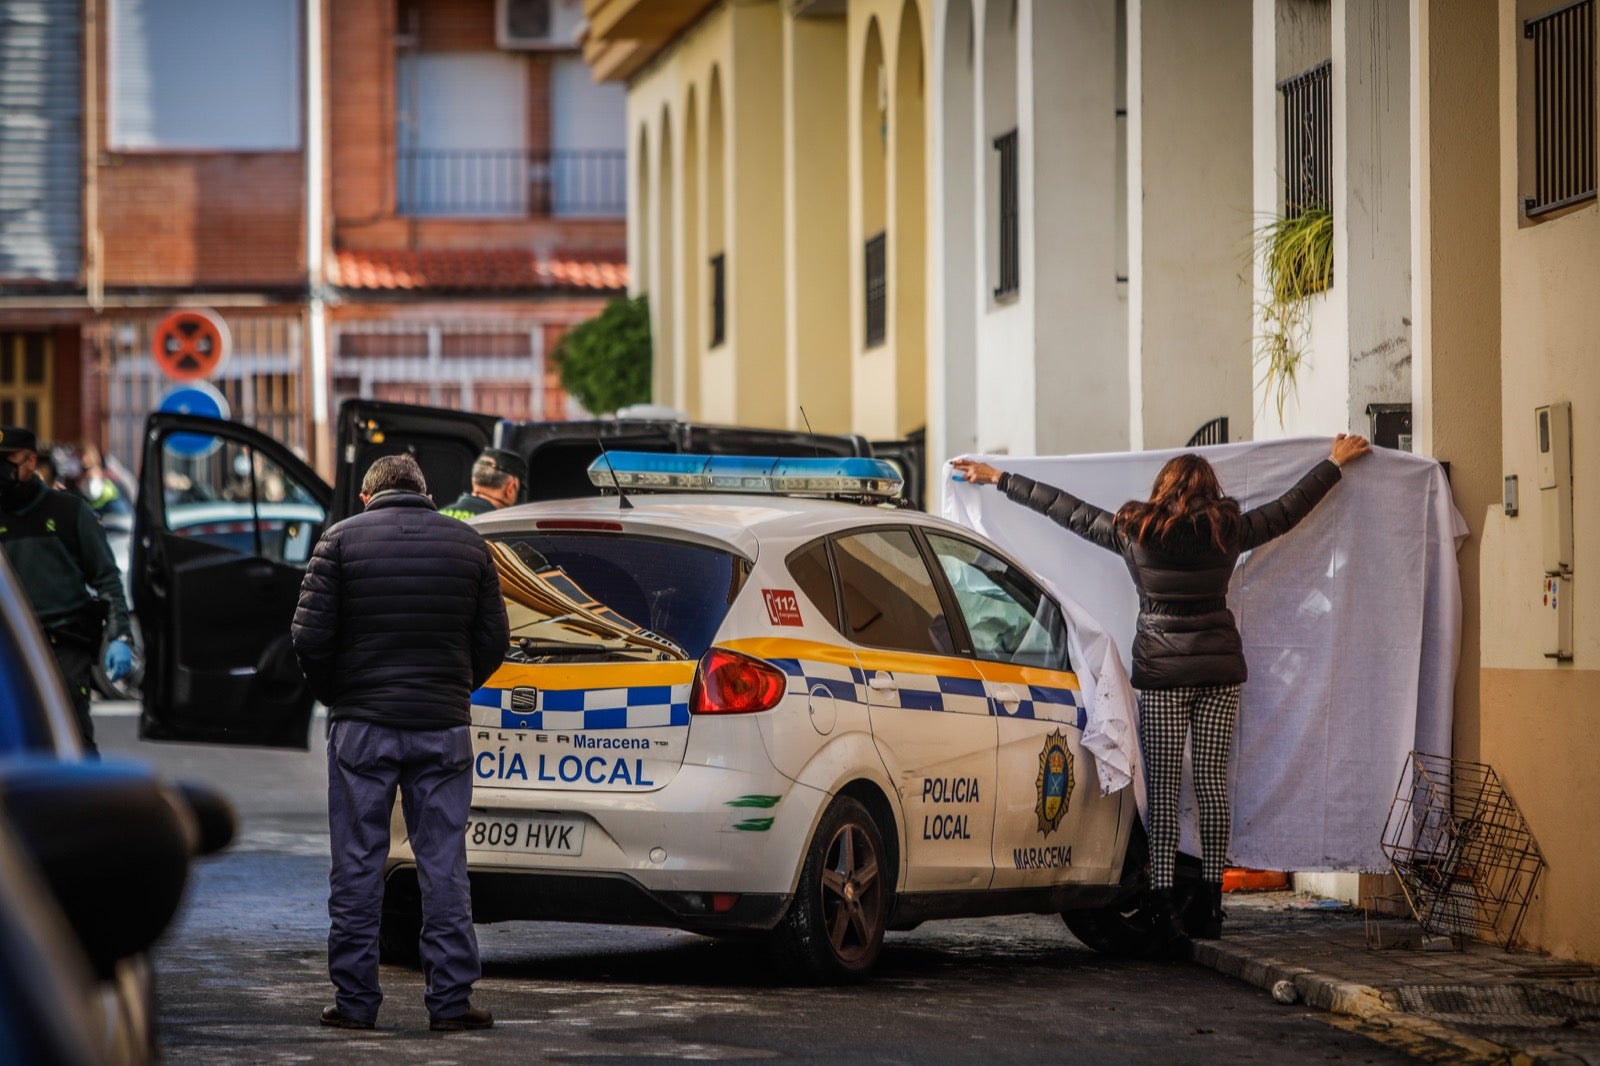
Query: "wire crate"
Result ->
[[1379, 751, 1545, 950]]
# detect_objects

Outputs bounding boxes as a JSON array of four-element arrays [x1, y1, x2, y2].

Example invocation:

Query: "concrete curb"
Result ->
[[1189, 938, 1536, 1064]]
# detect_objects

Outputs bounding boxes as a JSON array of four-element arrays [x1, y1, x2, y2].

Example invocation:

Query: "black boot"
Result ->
[[1142, 888, 1191, 958], [1194, 881, 1224, 940]]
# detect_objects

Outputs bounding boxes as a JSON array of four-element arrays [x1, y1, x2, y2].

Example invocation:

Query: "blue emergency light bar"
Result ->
[[587, 452, 904, 501]]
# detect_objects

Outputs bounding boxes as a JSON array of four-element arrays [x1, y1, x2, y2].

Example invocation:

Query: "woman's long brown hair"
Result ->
[[1113, 454, 1242, 551]]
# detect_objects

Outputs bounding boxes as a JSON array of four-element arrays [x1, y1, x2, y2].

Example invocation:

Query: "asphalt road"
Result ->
[[94, 704, 1414, 1066]]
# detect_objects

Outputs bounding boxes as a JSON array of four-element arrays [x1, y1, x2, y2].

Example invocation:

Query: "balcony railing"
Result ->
[[396, 149, 626, 218]]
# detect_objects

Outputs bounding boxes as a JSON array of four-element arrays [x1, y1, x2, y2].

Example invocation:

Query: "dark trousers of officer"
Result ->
[[47, 636, 97, 754], [326, 719, 479, 1024]]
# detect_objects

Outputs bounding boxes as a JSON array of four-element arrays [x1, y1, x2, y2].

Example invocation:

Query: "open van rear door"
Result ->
[[133, 414, 332, 748], [334, 400, 501, 519]]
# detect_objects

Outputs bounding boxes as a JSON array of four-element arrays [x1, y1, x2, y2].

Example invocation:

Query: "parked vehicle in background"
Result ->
[[131, 415, 1187, 982], [0, 552, 234, 1064]]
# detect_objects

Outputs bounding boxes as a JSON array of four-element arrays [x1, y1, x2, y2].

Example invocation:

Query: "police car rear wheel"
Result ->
[[774, 796, 887, 982]]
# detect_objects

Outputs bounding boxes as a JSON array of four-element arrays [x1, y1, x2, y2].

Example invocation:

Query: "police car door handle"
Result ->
[[867, 672, 897, 692]]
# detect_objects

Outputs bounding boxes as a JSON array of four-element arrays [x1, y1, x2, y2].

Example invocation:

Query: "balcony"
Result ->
[[396, 149, 626, 219]]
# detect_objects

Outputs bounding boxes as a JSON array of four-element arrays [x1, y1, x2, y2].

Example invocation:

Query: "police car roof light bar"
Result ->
[[585, 452, 904, 501]]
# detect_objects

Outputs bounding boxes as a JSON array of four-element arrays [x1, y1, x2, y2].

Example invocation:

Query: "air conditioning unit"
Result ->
[[496, 0, 584, 50]]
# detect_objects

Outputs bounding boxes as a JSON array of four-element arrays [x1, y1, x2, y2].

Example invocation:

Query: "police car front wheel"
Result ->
[[771, 795, 887, 982]]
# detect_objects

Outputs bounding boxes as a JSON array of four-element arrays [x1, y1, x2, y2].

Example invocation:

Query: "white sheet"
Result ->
[[942, 437, 1466, 873]]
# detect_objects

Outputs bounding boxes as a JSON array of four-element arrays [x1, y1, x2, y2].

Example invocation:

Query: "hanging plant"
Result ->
[[1252, 206, 1333, 423]]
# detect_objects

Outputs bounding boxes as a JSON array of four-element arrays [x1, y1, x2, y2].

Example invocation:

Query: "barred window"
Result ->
[[1278, 61, 1332, 216], [1523, 0, 1596, 218], [709, 253, 726, 349], [864, 232, 887, 348], [993, 129, 1020, 298]]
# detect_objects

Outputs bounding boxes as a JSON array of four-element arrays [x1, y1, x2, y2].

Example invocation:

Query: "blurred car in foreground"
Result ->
[[0, 553, 234, 1064]]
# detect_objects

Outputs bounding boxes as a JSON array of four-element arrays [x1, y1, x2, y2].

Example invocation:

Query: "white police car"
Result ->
[[129, 411, 1170, 980], [373, 452, 1151, 979]]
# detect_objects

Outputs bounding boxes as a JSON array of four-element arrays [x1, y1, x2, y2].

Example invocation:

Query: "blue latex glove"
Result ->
[[104, 639, 134, 682]]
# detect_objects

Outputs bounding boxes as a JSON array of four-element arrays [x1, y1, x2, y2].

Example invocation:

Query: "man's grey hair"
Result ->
[[470, 455, 513, 491], [362, 453, 427, 497]]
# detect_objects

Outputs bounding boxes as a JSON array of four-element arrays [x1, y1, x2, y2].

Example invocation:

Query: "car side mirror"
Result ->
[[0, 758, 204, 977]]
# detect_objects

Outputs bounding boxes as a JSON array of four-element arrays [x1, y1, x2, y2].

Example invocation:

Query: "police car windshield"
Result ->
[[488, 533, 747, 663]]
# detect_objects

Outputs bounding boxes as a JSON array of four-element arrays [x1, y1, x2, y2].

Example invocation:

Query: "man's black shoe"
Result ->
[[430, 1006, 494, 1032], [320, 1006, 375, 1030]]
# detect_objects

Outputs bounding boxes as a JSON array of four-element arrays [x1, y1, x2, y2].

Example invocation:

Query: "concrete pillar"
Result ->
[[931, 0, 978, 466], [1130, 0, 1255, 450], [729, 3, 787, 426], [784, 15, 851, 434], [1338, 0, 1411, 427], [1030, 0, 1128, 455], [1410, 0, 1499, 765]]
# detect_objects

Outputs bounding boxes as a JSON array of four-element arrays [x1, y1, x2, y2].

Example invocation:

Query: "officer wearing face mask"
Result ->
[[0, 427, 133, 754]]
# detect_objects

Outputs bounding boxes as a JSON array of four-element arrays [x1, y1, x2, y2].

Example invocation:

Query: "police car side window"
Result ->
[[785, 539, 840, 631], [925, 533, 1071, 672], [831, 530, 947, 655]]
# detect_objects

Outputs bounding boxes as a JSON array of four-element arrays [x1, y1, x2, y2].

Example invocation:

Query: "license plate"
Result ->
[[465, 814, 585, 855]]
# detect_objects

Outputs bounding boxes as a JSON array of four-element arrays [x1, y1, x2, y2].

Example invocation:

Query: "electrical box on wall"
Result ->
[[1544, 574, 1573, 661], [1535, 402, 1573, 575]]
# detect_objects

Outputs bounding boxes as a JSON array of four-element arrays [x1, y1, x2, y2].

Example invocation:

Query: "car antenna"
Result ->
[[798, 406, 822, 459], [594, 436, 633, 510]]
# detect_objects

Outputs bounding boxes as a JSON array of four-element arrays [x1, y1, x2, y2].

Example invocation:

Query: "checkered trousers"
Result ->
[[1138, 683, 1243, 887]]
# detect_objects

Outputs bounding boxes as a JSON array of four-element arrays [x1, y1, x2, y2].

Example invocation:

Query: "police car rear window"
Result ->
[[489, 533, 747, 663]]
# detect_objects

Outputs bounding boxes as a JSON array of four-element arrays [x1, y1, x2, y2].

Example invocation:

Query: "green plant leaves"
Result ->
[[552, 294, 653, 416], [1252, 207, 1333, 423]]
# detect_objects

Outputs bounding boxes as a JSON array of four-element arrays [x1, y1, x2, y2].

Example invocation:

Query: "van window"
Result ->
[[490, 533, 748, 662]]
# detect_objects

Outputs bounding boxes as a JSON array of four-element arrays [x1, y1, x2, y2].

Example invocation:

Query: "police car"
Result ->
[[130, 413, 1171, 980], [380, 452, 1158, 979]]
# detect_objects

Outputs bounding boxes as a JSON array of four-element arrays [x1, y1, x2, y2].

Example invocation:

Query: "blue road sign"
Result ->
[[159, 383, 232, 457]]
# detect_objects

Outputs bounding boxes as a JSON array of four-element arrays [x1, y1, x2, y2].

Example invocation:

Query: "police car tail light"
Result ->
[[690, 647, 787, 715], [586, 452, 903, 501]]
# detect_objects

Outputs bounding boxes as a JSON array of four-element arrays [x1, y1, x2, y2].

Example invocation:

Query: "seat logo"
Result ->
[[1035, 730, 1075, 835], [510, 687, 538, 712]]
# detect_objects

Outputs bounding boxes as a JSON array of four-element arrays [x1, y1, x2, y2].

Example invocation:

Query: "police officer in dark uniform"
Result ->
[[0, 427, 133, 753], [439, 448, 525, 520]]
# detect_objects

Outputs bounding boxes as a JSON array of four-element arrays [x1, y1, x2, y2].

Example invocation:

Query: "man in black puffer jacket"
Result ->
[[292, 453, 508, 1033]]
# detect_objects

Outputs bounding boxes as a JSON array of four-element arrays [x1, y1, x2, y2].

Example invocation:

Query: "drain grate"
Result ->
[[1396, 982, 1600, 1026]]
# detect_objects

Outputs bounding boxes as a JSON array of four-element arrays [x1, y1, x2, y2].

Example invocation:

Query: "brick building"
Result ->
[[0, 0, 625, 477]]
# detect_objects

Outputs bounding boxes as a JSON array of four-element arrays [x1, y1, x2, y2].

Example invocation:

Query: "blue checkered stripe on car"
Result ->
[[470, 684, 691, 731], [765, 659, 1085, 729]]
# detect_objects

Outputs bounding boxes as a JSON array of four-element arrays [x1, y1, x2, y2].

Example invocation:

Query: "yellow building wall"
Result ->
[[847, 0, 931, 441], [1478, 0, 1600, 962], [625, 3, 789, 426]]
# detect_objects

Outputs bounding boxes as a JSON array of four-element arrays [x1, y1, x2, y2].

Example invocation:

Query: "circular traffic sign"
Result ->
[[151, 307, 231, 382], [159, 382, 232, 457]]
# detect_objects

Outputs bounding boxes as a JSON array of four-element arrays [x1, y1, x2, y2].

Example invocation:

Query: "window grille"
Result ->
[[1523, 0, 1596, 218], [864, 232, 887, 348], [993, 129, 1020, 298], [1279, 61, 1332, 216], [709, 253, 727, 348]]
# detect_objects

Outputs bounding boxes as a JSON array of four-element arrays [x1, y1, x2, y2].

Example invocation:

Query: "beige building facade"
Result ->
[[590, 0, 1600, 963]]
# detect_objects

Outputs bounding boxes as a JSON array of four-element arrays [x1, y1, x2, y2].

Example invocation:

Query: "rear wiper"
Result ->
[[516, 639, 613, 656]]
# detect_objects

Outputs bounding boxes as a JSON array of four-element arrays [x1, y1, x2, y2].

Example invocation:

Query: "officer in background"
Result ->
[[0, 427, 133, 754], [439, 448, 525, 519]]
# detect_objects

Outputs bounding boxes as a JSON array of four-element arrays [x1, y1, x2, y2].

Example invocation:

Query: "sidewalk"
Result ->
[[1191, 891, 1600, 1064]]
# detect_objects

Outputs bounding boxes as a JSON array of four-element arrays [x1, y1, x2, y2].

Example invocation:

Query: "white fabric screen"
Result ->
[[943, 437, 1466, 873], [110, 0, 300, 150]]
